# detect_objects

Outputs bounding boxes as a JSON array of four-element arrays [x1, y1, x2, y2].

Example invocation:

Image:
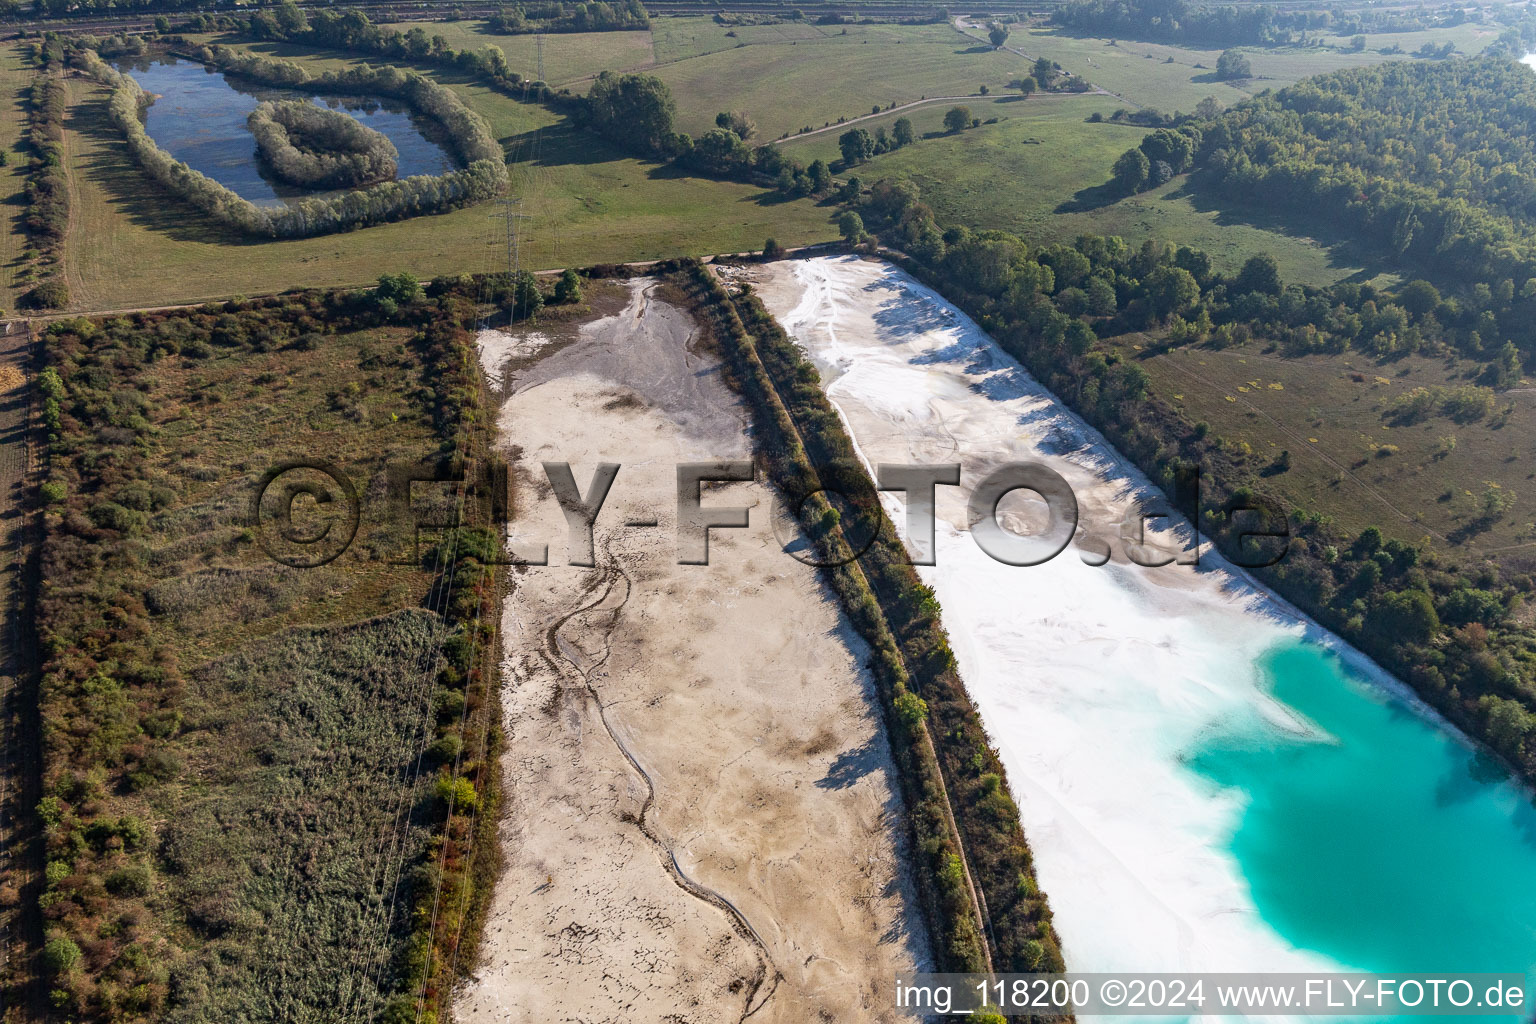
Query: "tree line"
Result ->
[[241, 4, 526, 89], [73, 43, 506, 238], [1055, 0, 1311, 47], [1052, 0, 1464, 47], [247, 99, 399, 190], [1140, 56, 1536, 371], [21, 47, 69, 309], [486, 0, 649, 35], [841, 174, 1536, 785]]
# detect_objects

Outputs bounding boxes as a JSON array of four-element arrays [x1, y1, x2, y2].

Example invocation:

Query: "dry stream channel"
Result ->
[[457, 279, 928, 1024]]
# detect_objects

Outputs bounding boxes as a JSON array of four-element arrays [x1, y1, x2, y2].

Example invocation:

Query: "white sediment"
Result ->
[[475, 328, 555, 389], [741, 255, 1356, 976]]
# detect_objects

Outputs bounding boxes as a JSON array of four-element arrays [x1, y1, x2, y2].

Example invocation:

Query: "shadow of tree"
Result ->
[[1055, 178, 1127, 213], [1171, 179, 1407, 283], [816, 739, 881, 790]]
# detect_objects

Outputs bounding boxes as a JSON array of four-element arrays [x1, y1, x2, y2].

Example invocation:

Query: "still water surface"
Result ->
[[118, 56, 456, 206]]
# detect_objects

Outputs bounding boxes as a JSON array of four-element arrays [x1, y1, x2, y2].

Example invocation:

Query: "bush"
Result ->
[[42, 937, 82, 975], [894, 688, 928, 728], [553, 268, 582, 304], [104, 864, 151, 897], [426, 734, 463, 764], [433, 775, 477, 813], [22, 277, 69, 310]]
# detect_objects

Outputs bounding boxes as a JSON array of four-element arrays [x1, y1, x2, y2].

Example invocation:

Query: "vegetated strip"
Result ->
[[676, 260, 1070, 986], [20, 42, 69, 310], [393, 276, 513, 1022], [28, 275, 508, 1021], [66, 40, 506, 238]]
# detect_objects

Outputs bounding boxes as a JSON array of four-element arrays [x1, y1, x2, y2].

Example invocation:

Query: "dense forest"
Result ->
[[1128, 57, 1536, 371], [247, 100, 399, 190], [486, 0, 649, 35], [845, 177, 1536, 785], [1054, 0, 1300, 46]]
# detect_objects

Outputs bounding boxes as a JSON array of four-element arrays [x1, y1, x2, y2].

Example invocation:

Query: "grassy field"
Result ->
[[384, 19, 654, 86], [775, 92, 1113, 163], [58, 43, 838, 310], [650, 15, 834, 62], [1016, 23, 1499, 115], [780, 93, 1353, 285], [381, 17, 1029, 140], [651, 19, 1029, 139], [0, 44, 34, 314], [1111, 334, 1536, 551], [1052, 178, 1378, 287], [51, 19, 1500, 310]]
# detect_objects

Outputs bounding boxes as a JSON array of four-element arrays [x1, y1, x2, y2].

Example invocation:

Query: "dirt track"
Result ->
[[455, 280, 928, 1023], [0, 322, 40, 1020]]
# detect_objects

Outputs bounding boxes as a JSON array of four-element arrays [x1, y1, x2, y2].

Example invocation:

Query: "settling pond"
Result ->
[[116, 56, 458, 206], [747, 256, 1536, 1020]]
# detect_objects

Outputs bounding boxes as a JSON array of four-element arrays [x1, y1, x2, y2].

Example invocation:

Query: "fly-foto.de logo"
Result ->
[[250, 457, 1293, 570]]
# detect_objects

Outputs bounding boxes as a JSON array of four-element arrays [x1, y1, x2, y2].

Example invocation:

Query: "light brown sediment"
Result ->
[[455, 280, 928, 1023]]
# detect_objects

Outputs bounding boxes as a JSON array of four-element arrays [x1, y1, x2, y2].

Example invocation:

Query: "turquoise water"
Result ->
[[1190, 641, 1536, 994]]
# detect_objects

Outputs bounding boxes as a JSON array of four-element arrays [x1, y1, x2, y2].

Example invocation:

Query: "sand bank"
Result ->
[[455, 280, 928, 1023]]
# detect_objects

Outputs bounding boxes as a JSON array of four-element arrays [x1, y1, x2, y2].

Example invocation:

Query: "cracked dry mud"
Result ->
[[455, 281, 928, 1024]]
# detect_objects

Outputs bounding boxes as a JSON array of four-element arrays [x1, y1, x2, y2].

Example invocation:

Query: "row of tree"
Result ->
[[75, 44, 506, 238], [22, 53, 69, 309], [843, 175, 1536, 782], [247, 100, 399, 190], [1055, 0, 1306, 46], [243, 4, 525, 90]]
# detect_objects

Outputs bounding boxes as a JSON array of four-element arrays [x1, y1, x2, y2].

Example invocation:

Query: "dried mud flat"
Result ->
[[455, 280, 928, 1024]]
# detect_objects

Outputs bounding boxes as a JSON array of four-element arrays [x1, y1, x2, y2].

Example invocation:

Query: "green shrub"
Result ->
[[42, 937, 82, 975], [426, 734, 463, 764], [104, 864, 151, 897], [894, 688, 928, 729], [434, 775, 477, 813]]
